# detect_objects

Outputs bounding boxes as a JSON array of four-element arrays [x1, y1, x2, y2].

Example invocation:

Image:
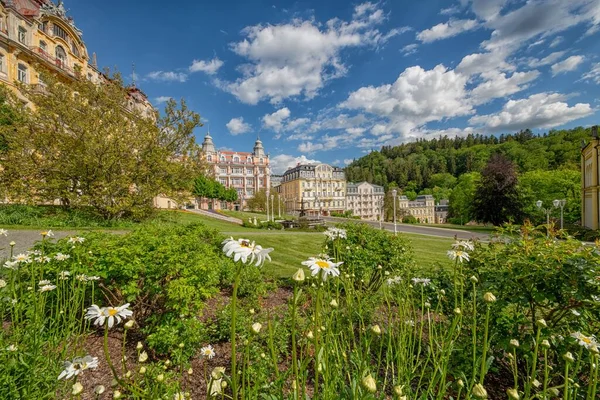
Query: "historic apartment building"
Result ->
[[279, 163, 346, 216], [581, 126, 600, 229], [346, 181, 385, 220], [0, 1, 151, 114], [397, 195, 436, 223]]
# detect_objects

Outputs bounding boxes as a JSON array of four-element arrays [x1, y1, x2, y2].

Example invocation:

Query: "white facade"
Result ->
[[346, 181, 384, 220]]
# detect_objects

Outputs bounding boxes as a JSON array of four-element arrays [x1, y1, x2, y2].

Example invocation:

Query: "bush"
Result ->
[[0, 204, 144, 227], [402, 215, 417, 224], [325, 223, 414, 292], [242, 220, 283, 230]]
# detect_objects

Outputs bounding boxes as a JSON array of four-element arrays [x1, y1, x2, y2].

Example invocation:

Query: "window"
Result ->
[[219, 167, 227, 174], [207, 155, 212, 162], [246, 168, 253, 175], [71, 43, 80, 57], [260, 158, 264, 164], [219, 178, 227, 185], [0, 54, 4, 74], [39, 40, 47, 53], [53, 24, 68, 41], [233, 156, 240, 163], [40, 21, 48, 33], [17, 64, 28, 83], [233, 167, 243, 174], [18, 27, 26, 44], [55, 45, 67, 66]]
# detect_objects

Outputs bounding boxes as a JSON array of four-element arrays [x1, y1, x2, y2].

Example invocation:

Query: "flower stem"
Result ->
[[230, 266, 242, 399]]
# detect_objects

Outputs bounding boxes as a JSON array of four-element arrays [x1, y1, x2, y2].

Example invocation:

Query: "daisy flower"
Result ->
[[411, 278, 431, 286], [3, 260, 19, 270], [447, 249, 470, 263], [54, 253, 70, 261], [452, 240, 474, 251], [324, 227, 347, 241], [221, 237, 273, 266], [13, 254, 31, 264], [39, 284, 57, 292], [571, 332, 599, 352], [301, 257, 342, 280], [58, 271, 71, 280], [58, 355, 99, 380], [85, 304, 133, 328], [0, 228, 7, 236], [38, 279, 51, 286], [200, 344, 216, 359], [34, 256, 52, 263], [0, 279, 6, 289], [67, 236, 85, 244], [386, 276, 402, 286], [40, 230, 54, 238]]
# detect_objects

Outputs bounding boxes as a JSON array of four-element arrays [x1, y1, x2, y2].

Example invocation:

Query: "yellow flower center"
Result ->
[[582, 337, 592, 344], [108, 308, 118, 316], [316, 261, 330, 269], [240, 240, 251, 248]]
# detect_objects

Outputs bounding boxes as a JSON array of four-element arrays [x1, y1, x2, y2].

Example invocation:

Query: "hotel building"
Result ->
[[346, 181, 385, 220], [581, 125, 600, 229]]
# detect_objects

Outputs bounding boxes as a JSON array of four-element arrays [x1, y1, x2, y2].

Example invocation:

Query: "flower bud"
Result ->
[[563, 352, 575, 363], [483, 292, 496, 303], [72, 382, 83, 395], [9, 241, 16, 246], [472, 383, 488, 398], [251, 322, 262, 334], [470, 275, 478, 283], [394, 385, 404, 395], [136, 342, 143, 350], [292, 269, 305, 282], [510, 339, 519, 348], [424, 302, 431, 308], [138, 351, 148, 363], [187, 367, 193, 375], [532, 379, 541, 388], [113, 390, 122, 399], [361, 374, 377, 393], [124, 320, 134, 329], [507, 388, 519, 400], [457, 379, 464, 388], [249, 308, 255, 314], [454, 308, 461, 315], [536, 319, 547, 328], [370, 324, 382, 335], [306, 330, 314, 340], [440, 289, 446, 295], [541, 339, 550, 349], [550, 388, 560, 397], [125, 371, 131, 378], [330, 299, 338, 308], [221, 381, 227, 389], [94, 385, 106, 395], [139, 366, 147, 374], [156, 373, 164, 382]]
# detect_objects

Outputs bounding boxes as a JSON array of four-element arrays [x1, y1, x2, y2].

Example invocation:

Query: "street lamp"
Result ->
[[315, 195, 320, 220], [278, 195, 281, 218], [379, 199, 383, 230], [270, 194, 275, 221], [536, 200, 554, 237], [392, 189, 397, 235], [266, 189, 270, 222], [553, 199, 567, 230]]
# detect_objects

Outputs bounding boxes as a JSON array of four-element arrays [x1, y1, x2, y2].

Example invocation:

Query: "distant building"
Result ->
[[270, 174, 283, 188], [279, 163, 346, 216], [582, 125, 600, 229], [398, 195, 436, 223], [435, 199, 449, 224], [346, 181, 384, 220]]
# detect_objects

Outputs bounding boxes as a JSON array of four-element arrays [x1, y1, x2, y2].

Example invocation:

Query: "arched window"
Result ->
[[207, 155, 212, 162], [220, 155, 225, 162], [55, 45, 67, 67], [71, 43, 80, 57], [233, 156, 240, 163], [260, 158, 263, 164]]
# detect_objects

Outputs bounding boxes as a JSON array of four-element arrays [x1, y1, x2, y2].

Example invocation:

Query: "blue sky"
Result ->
[[68, 0, 600, 173]]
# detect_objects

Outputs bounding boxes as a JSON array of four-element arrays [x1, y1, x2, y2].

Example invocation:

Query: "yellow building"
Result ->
[[581, 125, 600, 229], [279, 163, 346, 216], [0, 0, 152, 114]]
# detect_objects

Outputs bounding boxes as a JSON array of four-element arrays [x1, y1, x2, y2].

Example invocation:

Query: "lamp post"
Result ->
[[270, 194, 275, 221], [379, 199, 383, 230], [278, 195, 281, 218], [536, 200, 554, 238], [392, 189, 397, 235], [553, 199, 566, 230], [266, 189, 270, 222], [315, 195, 320, 220]]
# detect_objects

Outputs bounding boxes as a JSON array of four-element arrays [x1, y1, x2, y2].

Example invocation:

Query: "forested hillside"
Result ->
[[345, 126, 592, 225]]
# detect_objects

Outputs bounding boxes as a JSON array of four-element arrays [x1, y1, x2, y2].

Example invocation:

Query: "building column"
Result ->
[[593, 142, 599, 230]]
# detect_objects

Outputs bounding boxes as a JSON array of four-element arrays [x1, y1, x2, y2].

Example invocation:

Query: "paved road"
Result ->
[[323, 216, 490, 241]]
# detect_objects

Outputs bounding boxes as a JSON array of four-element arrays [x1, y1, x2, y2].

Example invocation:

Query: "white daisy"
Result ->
[[301, 257, 342, 280], [447, 249, 470, 263], [85, 304, 133, 328], [39, 284, 57, 292], [452, 240, 475, 252], [200, 344, 216, 359], [324, 227, 347, 241], [58, 271, 71, 280], [38, 279, 51, 286], [3, 260, 19, 270], [221, 237, 273, 266], [58, 355, 99, 380], [0, 229, 7, 236], [13, 254, 31, 264], [34, 256, 52, 263], [386, 276, 402, 286], [67, 236, 85, 244], [6, 344, 18, 351], [571, 332, 599, 352], [54, 253, 70, 261], [40, 230, 54, 238], [411, 278, 431, 286], [0, 279, 6, 289]]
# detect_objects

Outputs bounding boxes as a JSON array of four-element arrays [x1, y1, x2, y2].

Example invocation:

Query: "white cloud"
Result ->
[[482, 0, 600, 51], [456, 48, 514, 76], [582, 62, 600, 84], [189, 57, 224, 75], [549, 36, 564, 48], [341, 64, 472, 136], [526, 51, 566, 68], [224, 3, 399, 104], [343, 159, 354, 165], [417, 19, 479, 43], [440, 5, 461, 16], [401, 43, 418, 56], [551, 55, 585, 76], [469, 92, 595, 132], [154, 96, 172, 104], [270, 154, 321, 174], [286, 117, 310, 131], [298, 141, 324, 153], [262, 107, 291, 132], [226, 117, 251, 135], [146, 71, 188, 82], [465, 0, 508, 21], [471, 70, 540, 104]]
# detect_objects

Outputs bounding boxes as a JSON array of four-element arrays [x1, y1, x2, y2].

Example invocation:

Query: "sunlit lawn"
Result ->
[[169, 210, 454, 277]]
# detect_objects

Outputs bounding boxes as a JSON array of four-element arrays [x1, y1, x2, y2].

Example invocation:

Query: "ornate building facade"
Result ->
[[346, 181, 384, 220], [0, 0, 152, 112], [279, 163, 346, 216], [581, 126, 600, 229], [398, 195, 436, 223]]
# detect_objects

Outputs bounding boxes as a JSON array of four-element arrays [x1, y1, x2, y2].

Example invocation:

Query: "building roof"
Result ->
[[347, 181, 384, 190], [283, 163, 344, 177]]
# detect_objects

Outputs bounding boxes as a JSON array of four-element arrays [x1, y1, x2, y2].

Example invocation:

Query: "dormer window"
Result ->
[[18, 27, 26, 44], [233, 156, 240, 163], [53, 24, 68, 41]]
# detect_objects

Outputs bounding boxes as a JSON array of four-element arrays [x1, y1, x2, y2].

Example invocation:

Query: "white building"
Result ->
[[346, 181, 385, 220]]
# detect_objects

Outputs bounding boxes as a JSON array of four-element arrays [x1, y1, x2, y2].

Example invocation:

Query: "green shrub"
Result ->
[[325, 223, 414, 292], [0, 204, 144, 227], [402, 215, 417, 224]]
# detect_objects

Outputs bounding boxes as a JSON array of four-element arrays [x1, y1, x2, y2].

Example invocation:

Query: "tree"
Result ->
[[448, 172, 480, 224], [473, 154, 523, 225], [246, 189, 280, 214], [0, 73, 203, 219]]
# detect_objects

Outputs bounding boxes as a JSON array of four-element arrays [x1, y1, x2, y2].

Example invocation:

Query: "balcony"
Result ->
[[30, 46, 75, 77]]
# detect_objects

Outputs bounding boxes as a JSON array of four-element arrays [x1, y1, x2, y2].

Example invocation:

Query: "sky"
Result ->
[[67, 0, 600, 174]]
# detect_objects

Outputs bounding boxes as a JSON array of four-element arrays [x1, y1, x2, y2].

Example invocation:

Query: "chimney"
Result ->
[[92, 52, 97, 68]]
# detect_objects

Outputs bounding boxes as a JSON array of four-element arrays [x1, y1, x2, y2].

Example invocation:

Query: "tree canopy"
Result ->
[[0, 73, 203, 219]]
